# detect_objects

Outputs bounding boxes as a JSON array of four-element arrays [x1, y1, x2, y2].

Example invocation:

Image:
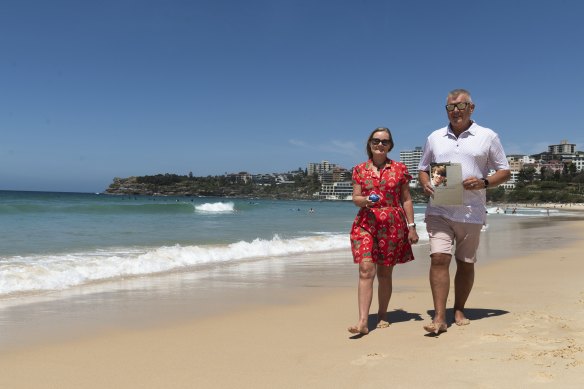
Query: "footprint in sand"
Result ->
[[477, 332, 526, 344], [479, 333, 509, 343], [350, 352, 387, 366], [530, 371, 554, 383]]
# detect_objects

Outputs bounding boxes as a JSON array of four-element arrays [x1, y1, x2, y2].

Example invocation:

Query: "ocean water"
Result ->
[[0, 190, 575, 300], [1, 191, 423, 297]]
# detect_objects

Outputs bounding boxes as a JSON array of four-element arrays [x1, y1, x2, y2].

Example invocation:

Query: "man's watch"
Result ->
[[482, 178, 489, 188]]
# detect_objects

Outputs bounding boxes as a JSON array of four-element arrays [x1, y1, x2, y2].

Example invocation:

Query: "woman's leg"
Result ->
[[376, 265, 394, 326], [348, 261, 376, 334]]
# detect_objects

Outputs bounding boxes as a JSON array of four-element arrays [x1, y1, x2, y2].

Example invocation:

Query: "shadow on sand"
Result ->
[[349, 307, 508, 339], [421, 307, 509, 337], [349, 309, 424, 339]]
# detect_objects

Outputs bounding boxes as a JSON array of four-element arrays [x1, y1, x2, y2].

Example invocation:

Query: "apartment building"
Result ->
[[399, 146, 423, 187], [548, 140, 576, 154], [307, 161, 336, 176]]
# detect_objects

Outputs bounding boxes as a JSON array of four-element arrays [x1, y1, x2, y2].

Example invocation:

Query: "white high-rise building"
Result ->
[[399, 146, 423, 186]]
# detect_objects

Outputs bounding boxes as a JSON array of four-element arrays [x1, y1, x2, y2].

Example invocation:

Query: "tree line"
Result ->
[[106, 167, 584, 204], [485, 166, 584, 203]]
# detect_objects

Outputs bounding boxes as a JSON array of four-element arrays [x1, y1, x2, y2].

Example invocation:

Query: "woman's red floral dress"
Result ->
[[350, 159, 415, 266]]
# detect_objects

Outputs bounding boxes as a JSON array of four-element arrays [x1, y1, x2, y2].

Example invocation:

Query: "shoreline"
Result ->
[[1, 218, 584, 387], [1, 212, 581, 349]]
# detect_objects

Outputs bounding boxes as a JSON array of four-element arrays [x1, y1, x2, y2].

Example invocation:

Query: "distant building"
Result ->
[[321, 167, 351, 183], [307, 161, 336, 176], [532, 140, 578, 163], [548, 140, 575, 154], [399, 146, 423, 187], [573, 156, 584, 172], [318, 181, 353, 200], [541, 160, 565, 173], [307, 161, 352, 199], [226, 171, 252, 184]]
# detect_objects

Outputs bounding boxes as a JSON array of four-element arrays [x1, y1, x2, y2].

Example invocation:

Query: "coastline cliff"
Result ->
[[104, 174, 323, 199]]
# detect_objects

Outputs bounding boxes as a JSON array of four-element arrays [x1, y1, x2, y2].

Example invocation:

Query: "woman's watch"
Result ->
[[407, 222, 416, 228]]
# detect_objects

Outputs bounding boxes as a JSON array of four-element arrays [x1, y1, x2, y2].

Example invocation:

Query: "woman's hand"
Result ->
[[362, 197, 375, 208], [408, 228, 419, 244]]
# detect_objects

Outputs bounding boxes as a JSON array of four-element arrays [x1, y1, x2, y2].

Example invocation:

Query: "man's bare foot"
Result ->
[[454, 310, 470, 326], [348, 324, 369, 335], [423, 322, 447, 334], [376, 320, 390, 328]]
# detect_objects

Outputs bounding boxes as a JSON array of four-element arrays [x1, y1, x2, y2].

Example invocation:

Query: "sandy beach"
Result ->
[[1, 218, 584, 388]]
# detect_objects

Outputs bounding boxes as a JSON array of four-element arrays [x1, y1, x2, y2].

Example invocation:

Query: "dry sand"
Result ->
[[1, 222, 583, 388]]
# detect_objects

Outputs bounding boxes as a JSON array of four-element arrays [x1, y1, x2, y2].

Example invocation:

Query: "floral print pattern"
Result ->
[[350, 159, 414, 266]]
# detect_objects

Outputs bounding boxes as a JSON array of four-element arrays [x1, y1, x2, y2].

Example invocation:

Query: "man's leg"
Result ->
[[453, 260, 474, 324], [376, 265, 394, 326], [429, 253, 452, 326], [451, 221, 481, 325]]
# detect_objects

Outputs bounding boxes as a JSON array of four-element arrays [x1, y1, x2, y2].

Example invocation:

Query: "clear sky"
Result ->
[[2, 0, 583, 193]]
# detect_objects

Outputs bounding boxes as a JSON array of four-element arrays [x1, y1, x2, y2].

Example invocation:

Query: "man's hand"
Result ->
[[462, 177, 484, 190]]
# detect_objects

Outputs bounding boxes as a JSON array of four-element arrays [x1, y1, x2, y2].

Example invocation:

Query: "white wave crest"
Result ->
[[195, 202, 235, 213], [0, 234, 348, 296]]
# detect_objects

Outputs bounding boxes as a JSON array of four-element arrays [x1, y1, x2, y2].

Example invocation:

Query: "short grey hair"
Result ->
[[447, 88, 473, 103]]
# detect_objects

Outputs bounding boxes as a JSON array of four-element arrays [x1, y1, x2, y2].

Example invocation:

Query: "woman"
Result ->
[[348, 127, 418, 335]]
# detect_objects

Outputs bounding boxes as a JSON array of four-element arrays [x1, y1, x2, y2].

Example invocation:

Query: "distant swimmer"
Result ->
[[309, 207, 315, 213]]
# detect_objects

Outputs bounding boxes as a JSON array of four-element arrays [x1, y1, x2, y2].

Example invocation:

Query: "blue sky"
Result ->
[[2, 0, 583, 192]]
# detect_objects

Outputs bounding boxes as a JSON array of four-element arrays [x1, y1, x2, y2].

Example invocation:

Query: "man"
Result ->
[[418, 89, 510, 334]]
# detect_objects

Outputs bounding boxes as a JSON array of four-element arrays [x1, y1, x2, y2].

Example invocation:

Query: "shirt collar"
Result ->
[[445, 120, 477, 137], [365, 158, 392, 170]]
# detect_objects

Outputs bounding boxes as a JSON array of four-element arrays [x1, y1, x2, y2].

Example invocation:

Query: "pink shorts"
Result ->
[[425, 215, 482, 263]]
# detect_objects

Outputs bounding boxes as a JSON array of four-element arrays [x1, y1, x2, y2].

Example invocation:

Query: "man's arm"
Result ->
[[418, 170, 433, 196]]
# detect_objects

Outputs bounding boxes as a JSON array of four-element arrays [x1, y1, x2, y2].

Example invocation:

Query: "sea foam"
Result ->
[[0, 234, 348, 296], [194, 202, 235, 213]]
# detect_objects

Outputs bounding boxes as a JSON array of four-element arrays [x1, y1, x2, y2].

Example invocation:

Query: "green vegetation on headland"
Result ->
[[486, 166, 584, 204], [105, 167, 584, 203], [105, 172, 323, 199]]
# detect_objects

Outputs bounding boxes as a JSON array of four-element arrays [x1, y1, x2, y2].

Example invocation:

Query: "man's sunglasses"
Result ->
[[445, 102, 472, 112]]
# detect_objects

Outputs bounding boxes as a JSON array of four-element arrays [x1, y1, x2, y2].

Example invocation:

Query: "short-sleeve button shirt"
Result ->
[[418, 122, 509, 224]]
